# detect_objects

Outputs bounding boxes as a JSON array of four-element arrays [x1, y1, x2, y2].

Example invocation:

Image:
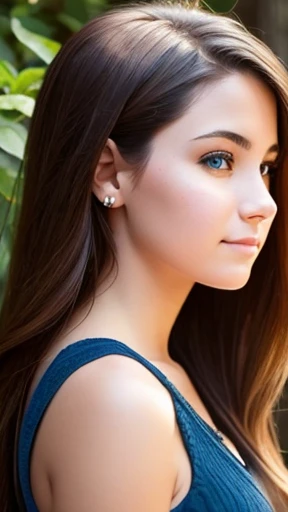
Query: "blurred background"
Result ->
[[0, 0, 287, 465]]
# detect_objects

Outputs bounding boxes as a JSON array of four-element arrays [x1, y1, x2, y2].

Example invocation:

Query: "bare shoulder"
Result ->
[[30, 354, 178, 512]]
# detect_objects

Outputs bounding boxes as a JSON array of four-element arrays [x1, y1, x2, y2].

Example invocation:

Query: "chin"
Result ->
[[199, 269, 252, 291]]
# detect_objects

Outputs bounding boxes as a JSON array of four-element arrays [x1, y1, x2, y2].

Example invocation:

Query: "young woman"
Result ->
[[0, 2, 288, 510]]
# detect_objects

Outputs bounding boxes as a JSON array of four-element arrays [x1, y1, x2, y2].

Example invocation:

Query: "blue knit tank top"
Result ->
[[17, 337, 274, 511]]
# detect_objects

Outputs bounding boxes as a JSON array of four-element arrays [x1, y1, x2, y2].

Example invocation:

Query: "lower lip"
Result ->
[[222, 242, 259, 255]]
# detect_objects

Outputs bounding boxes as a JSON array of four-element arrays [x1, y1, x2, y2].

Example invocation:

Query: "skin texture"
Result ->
[[29, 72, 279, 511]]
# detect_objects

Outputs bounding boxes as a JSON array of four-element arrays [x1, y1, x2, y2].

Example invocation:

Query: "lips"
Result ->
[[223, 238, 260, 248], [221, 240, 260, 256]]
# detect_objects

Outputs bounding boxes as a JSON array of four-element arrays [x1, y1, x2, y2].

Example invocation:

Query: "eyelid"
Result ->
[[198, 150, 233, 161], [262, 158, 279, 166]]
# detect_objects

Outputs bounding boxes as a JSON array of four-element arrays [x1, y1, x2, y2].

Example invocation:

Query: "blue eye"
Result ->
[[199, 151, 233, 172], [206, 156, 227, 169]]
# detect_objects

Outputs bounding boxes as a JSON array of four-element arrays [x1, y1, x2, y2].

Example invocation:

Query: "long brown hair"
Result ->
[[1, 2, 288, 510]]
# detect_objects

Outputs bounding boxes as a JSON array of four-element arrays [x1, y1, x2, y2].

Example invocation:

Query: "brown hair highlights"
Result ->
[[0, 2, 288, 510]]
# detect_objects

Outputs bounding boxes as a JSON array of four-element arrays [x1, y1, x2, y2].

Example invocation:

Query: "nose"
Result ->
[[238, 177, 278, 224]]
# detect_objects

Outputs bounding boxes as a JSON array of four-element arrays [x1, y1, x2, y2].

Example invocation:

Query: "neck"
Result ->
[[84, 246, 194, 362]]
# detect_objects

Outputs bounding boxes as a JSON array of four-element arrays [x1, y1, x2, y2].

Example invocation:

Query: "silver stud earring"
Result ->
[[103, 196, 115, 208]]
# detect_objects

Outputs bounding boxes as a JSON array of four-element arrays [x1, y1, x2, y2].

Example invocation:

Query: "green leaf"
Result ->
[[0, 110, 25, 123], [0, 166, 16, 201], [10, 9, 55, 39], [22, 84, 42, 99], [0, 60, 17, 90], [9, 6, 29, 19], [0, 60, 17, 77], [11, 67, 45, 94], [0, 124, 27, 159], [201, 0, 238, 13], [0, 217, 15, 295], [0, 193, 8, 228], [0, 228, 11, 284], [11, 17, 61, 65], [0, 94, 35, 117], [56, 13, 83, 32], [0, 115, 28, 140], [10, 4, 41, 18], [0, 147, 20, 174]]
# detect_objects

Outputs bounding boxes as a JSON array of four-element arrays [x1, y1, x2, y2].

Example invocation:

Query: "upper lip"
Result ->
[[223, 237, 260, 247]]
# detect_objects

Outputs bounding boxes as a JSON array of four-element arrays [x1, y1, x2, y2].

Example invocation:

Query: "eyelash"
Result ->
[[198, 150, 278, 177]]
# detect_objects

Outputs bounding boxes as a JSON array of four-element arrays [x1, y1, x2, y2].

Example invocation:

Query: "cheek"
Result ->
[[125, 162, 234, 271]]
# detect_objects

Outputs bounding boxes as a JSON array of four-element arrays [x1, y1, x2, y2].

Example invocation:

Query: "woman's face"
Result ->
[[117, 72, 279, 290]]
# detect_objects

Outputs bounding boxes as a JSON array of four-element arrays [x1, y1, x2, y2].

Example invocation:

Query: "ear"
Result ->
[[92, 138, 127, 208]]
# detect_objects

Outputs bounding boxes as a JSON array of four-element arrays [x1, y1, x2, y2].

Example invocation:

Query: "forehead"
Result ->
[[155, 72, 278, 148]]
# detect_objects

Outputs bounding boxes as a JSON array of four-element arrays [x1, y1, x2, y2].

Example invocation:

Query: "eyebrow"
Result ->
[[193, 130, 279, 155]]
